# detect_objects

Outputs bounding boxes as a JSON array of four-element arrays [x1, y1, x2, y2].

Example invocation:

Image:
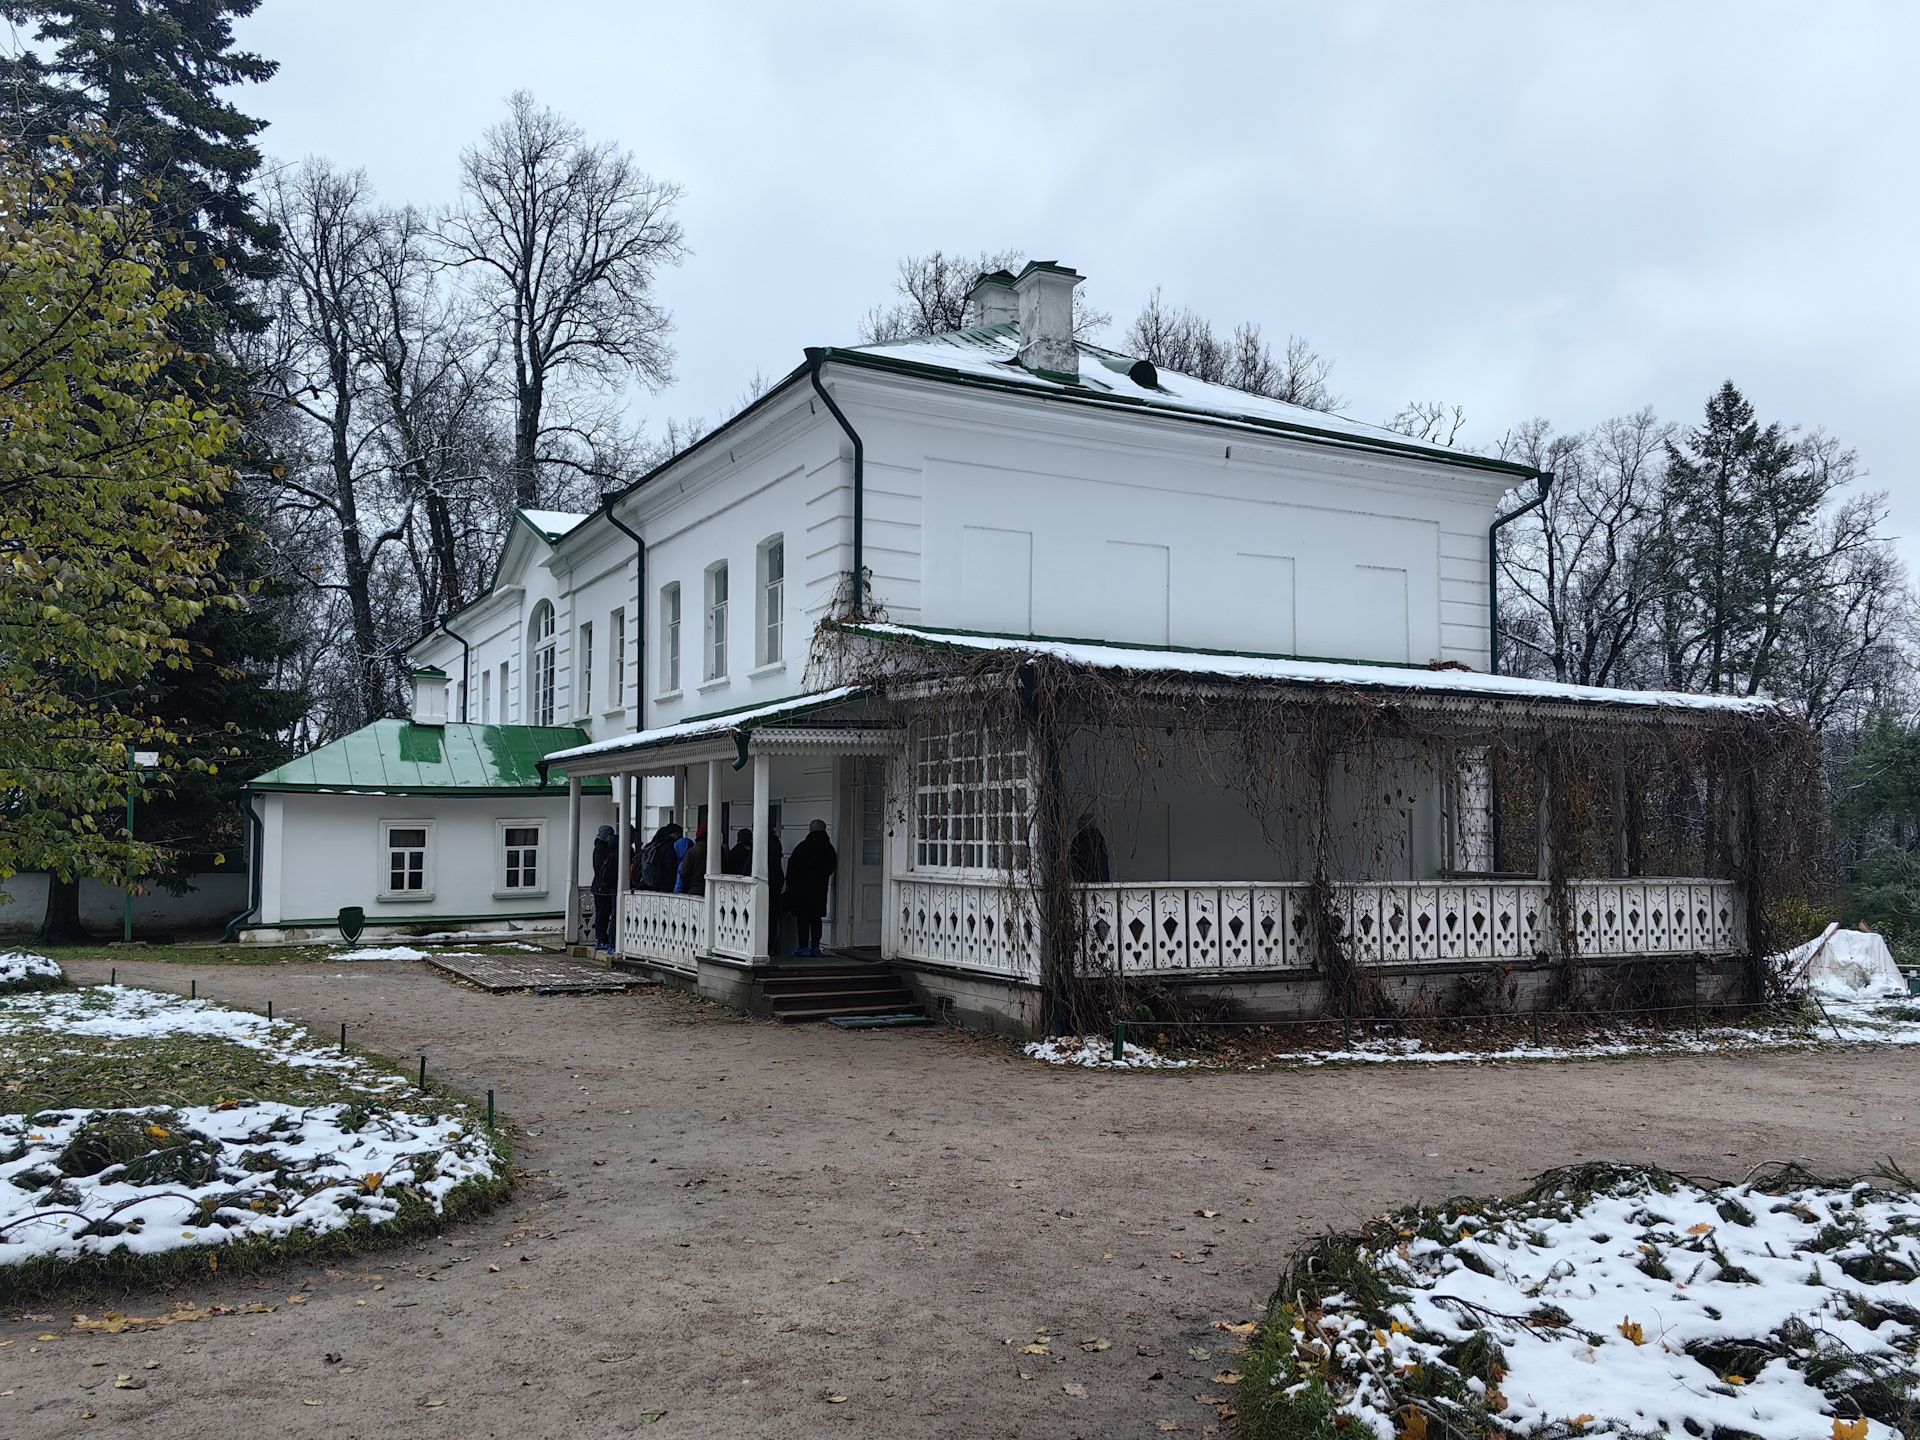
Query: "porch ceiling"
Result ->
[[540, 687, 893, 776]]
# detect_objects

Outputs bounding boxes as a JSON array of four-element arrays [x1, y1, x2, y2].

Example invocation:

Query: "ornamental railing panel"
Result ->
[[709, 876, 760, 961], [621, 890, 703, 973], [894, 876, 1040, 982], [887, 875, 1742, 981]]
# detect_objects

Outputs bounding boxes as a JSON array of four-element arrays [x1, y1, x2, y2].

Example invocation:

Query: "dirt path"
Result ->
[[7, 958, 1917, 1439]]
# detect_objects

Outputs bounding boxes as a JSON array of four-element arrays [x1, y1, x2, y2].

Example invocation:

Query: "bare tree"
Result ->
[[1388, 400, 1467, 447], [438, 90, 685, 508], [250, 159, 413, 728], [1125, 289, 1342, 410], [860, 248, 1111, 344]]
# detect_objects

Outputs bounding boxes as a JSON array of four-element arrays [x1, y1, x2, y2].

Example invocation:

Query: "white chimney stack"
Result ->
[[965, 269, 1019, 327], [1013, 260, 1082, 378], [410, 667, 449, 727]]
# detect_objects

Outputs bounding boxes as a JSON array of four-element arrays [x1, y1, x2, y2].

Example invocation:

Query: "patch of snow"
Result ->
[[0, 952, 62, 986], [1781, 924, 1910, 1001], [1289, 1170, 1919, 1440], [1024, 1035, 1193, 1069], [333, 946, 429, 961], [0, 1100, 497, 1266], [0, 986, 498, 1267]]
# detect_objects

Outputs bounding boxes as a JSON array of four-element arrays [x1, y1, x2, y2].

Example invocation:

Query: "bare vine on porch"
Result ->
[[812, 625, 1826, 1032]]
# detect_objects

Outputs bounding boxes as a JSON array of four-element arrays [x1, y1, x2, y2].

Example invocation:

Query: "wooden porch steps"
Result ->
[[756, 957, 924, 1024]]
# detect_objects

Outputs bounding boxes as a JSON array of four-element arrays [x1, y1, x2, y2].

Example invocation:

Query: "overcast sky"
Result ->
[[238, 2, 1919, 553]]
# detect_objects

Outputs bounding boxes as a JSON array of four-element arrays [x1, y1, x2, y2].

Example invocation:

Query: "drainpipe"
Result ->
[[1487, 471, 1553, 676], [437, 613, 471, 722], [805, 348, 865, 622], [220, 790, 265, 943], [605, 508, 646, 735]]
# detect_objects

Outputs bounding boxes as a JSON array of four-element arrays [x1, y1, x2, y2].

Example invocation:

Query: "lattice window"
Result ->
[[913, 724, 1030, 870], [502, 826, 541, 889]]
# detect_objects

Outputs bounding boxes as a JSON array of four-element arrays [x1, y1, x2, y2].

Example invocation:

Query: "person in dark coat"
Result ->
[[677, 826, 708, 897], [723, 828, 753, 876], [783, 819, 837, 956], [589, 824, 617, 948], [1068, 813, 1111, 884], [766, 829, 786, 953], [638, 824, 681, 892]]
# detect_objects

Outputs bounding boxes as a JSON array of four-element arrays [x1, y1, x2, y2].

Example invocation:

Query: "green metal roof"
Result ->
[[247, 721, 612, 795]]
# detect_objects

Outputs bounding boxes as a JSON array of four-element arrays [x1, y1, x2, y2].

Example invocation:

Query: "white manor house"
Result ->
[[243, 263, 1793, 1033]]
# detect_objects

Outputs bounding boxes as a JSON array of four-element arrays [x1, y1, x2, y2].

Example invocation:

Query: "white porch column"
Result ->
[[705, 758, 723, 953], [750, 751, 771, 960], [613, 772, 629, 957], [564, 774, 582, 945]]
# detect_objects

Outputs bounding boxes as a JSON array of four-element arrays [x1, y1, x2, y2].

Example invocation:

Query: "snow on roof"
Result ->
[[842, 623, 1781, 716], [519, 509, 590, 542], [542, 686, 869, 765], [843, 325, 1529, 476]]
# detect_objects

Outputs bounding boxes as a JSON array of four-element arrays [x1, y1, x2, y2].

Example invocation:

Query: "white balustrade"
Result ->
[[894, 876, 1041, 982], [709, 876, 762, 961], [621, 890, 704, 973], [887, 874, 1742, 981]]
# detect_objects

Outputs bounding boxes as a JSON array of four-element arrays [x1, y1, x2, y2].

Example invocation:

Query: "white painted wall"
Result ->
[[256, 790, 614, 931], [0, 872, 250, 937]]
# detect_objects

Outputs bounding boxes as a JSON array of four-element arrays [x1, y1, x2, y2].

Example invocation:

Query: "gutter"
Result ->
[[220, 790, 265, 943], [437, 613, 471, 721], [806, 348, 866, 621], [604, 508, 647, 735], [1487, 472, 1553, 676]]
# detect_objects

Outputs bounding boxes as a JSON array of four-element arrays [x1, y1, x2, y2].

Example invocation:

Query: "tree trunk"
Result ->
[[38, 874, 89, 942]]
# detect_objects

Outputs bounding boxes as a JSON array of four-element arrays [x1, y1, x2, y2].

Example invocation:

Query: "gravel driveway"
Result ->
[[6, 957, 1917, 1439]]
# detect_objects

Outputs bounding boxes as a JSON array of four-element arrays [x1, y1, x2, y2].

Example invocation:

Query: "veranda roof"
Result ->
[[835, 622, 1783, 717], [249, 720, 612, 796], [540, 687, 870, 768]]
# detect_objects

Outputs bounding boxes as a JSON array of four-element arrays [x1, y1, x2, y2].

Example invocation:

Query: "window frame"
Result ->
[[528, 601, 557, 726], [705, 562, 729, 681], [758, 535, 784, 668], [377, 818, 436, 902], [576, 620, 593, 720], [494, 818, 549, 899], [660, 582, 681, 695], [607, 607, 626, 710], [911, 723, 1032, 874], [480, 667, 491, 724]]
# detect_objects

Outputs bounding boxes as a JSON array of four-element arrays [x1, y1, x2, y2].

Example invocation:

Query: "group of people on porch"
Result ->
[[587, 818, 838, 957]]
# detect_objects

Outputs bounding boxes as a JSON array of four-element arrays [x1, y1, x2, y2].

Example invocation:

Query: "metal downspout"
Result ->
[[605, 509, 646, 735], [805, 348, 865, 621], [220, 790, 265, 943], [1487, 471, 1553, 676], [437, 614, 471, 721]]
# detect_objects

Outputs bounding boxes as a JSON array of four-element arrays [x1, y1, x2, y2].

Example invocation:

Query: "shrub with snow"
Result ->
[[1239, 1163, 1919, 1440], [0, 952, 65, 994]]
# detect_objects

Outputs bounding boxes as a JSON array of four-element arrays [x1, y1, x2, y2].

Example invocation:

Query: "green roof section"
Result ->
[[247, 721, 613, 796]]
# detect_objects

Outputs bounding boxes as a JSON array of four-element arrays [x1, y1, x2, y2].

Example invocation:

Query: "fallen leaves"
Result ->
[[827, 1394, 847, 1404], [112, 1375, 144, 1390], [1080, 1338, 1111, 1353], [1687, 1222, 1714, 1235], [1212, 1370, 1243, 1384], [1212, 1321, 1259, 1337], [1018, 1343, 1051, 1355], [1618, 1317, 1645, 1345], [1834, 1420, 1869, 1440], [1194, 1209, 1220, 1218], [1399, 1409, 1429, 1440]]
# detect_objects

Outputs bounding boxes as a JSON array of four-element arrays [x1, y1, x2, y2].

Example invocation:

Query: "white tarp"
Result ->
[[1782, 922, 1909, 1000]]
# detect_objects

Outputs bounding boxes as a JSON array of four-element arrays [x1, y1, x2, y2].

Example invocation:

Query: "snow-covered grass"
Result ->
[[0, 984, 509, 1298], [0, 951, 65, 994], [1239, 1162, 1920, 1440], [1025, 997, 1920, 1072]]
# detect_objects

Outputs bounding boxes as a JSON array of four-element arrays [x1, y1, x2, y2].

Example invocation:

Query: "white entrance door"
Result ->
[[849, 757, 885, 949]]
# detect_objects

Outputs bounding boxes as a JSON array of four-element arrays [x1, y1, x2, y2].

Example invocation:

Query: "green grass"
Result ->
[[24, 939, 554, 966], [0, 986, 514, 1305]]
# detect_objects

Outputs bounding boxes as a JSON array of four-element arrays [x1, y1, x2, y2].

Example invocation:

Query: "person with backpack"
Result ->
[[589, 824, 617, 950], [783, 819, 837, 956], [638, 823, 681, 892], [677, 825, 709, 897]]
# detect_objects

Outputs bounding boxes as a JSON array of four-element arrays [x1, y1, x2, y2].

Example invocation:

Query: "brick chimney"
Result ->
[[965, 269, 1019, 327], [1013, 261, 1081, 378]]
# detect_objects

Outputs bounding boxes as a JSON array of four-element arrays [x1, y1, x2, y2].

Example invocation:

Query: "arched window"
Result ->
[[528, 601, 556, 726]]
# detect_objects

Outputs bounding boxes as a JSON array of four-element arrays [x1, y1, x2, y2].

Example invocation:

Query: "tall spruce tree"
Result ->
[[2, 2, 300, 935]]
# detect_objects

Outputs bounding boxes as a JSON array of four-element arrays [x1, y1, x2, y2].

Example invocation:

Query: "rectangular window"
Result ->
[[608, 608, 626, 708], [707, 563, 729, 680], [503, 825, 541, 890], [913, 724, 1030, 871], [761, 537, 784, 666], [577, 622, 593, 719], [384, 825, 429, 895], [661, 584, 681, 693], [499, 662, 510, 722], [480, 669, 491, 724]]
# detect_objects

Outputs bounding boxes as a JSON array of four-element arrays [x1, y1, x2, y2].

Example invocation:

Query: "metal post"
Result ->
[[419, 1055, 427, 1087], [124, 751, 135, 944], [1341, 1018, 1351, 1050], [267, 1000, 273, 1022], [339, 1022, 346, 1053], [564, 773, 583, 946], [487, 1090, 494, 1129], [190, 980, 196, 1000], [1113, 1019, 1126, 1062]]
